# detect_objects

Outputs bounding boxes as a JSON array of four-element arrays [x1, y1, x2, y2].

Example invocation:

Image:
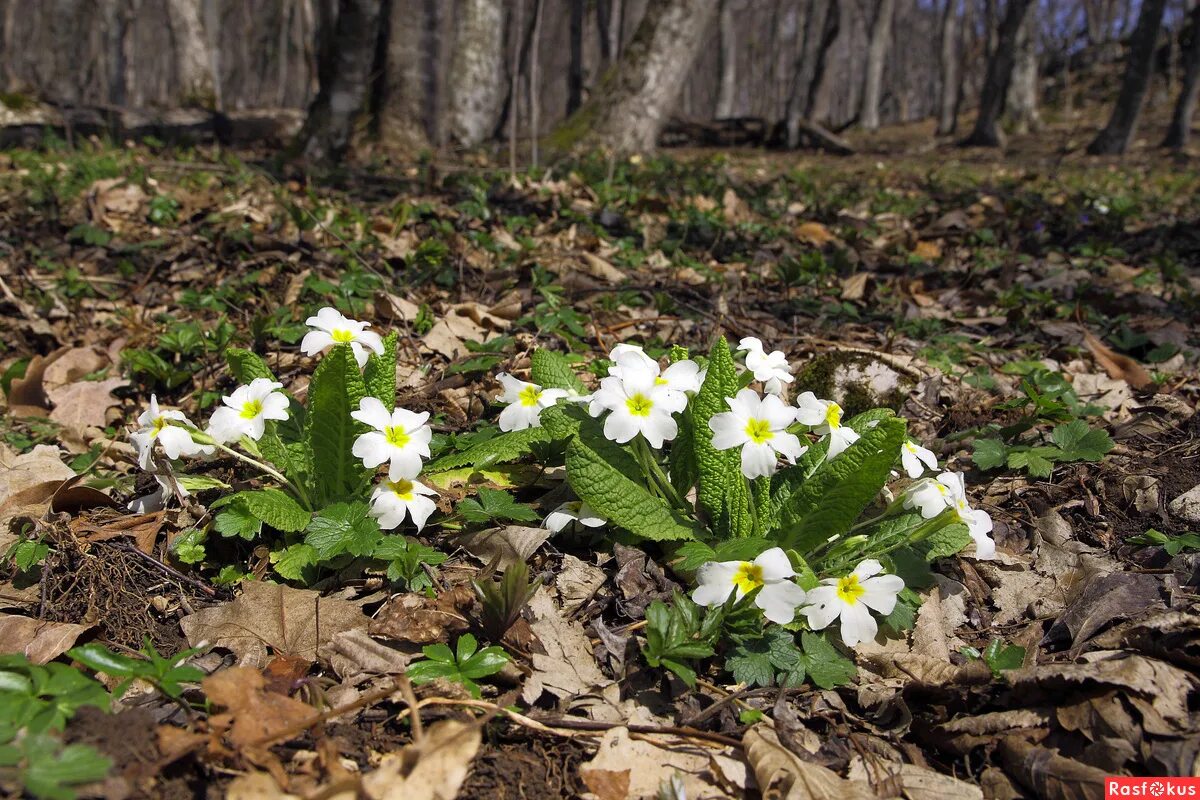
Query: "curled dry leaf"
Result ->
[[368, 584, 473, 644], [743, 725, 874, 800], [522, 590, 617, 708], [0, 614, 92, 664], [579, 727, 745, 800], [998, 736, 1106, 800], [202, 666, 316, 749], [450, 525, 551, 571], [361, 719, 481, 800], [1081, 329, 1153, 391]]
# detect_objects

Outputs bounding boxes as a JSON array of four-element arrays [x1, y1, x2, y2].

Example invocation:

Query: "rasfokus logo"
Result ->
[[1106, 778, 1200, 798]]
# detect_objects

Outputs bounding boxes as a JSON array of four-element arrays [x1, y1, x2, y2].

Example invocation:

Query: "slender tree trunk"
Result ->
[[960, 0, 1033, 147], [716, 0, 739, 117], [784, 0, 840, 145], [295, 0, 384, 162], [378, 0, 431, 150], [596, 0, 613, 66], [1005, 4, 1040, 134], [165, 0, 214, 106], [936, 0, 960, 135], [550, 0, 720, 153], [1163, 4, 1200, 149], [445, 0, 507, 147], [860, 0, 895, 130], [568, 0, 584, 114], [1088, 0, 1167, 154]]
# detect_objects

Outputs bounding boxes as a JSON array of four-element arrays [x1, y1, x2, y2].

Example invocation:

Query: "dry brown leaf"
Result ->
[[523, 590, 617, 707], [722, 188, 752, 224], [556, 554, 607, 614], [5, 348, 68, 414], [325, 628, 419, 683], [362, 719, 481, 800], [203, 666, 316, 749], [41, 347, 109, 391], [795, 221, 837, 247], [450, 525, 551, 570], [47, 377, 127, 430], [74, 511, 163, 554], [840, 272, 870, 301], [911, 240, 942, 261], [368, 585, 473, 644], [1082, 329, 1153, 390], [0, 445, 76, 530], [580, 252, 626, 283], [998, 737, 1106, 800], [0, 614, 92, 664], [848, 760, 982, 800], [224, 772, 300, 800], [743, 725, 875, 800], [579, 726, 745, 800], [179, 581, 370, 668]]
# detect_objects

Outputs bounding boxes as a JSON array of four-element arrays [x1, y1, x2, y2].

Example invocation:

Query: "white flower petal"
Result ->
[[754, 547, 794, 581], [859, 574, 904, 614], [851, 559, 884, 580], [352, 431, 392, 468], [756, 581, 807, 624], [352, 397, 393, 431], [300, 330, 335, 357], [839, 601, 878, 647], [740, 440, 778, 479], [802, 586, 841, 631]]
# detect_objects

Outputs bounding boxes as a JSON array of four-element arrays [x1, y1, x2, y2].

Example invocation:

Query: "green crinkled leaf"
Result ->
[[225, 347, 276, 384], [972, 437, 1008, 471], [213, 502, 261, 540], [540, 403, 587, 440], [916, 522, 973, 561], [668, 405, 698, 496], [304, 502, 383, 560], [566, 437, 696, 542], [530, 349, 587, 392], [305, 344, 369, 504], [364, 331, 399, 411], [776, 416, 907, 553], [1051, 420, 1113, 462], [457, 487, 539, 524], [271, 543, 318, 581], [1007, 446, 1059, 477], [693, 336, 752, 538], [425, 426, 552, 471], [801, 631, 856, 689], [211, 488, 310, 533]]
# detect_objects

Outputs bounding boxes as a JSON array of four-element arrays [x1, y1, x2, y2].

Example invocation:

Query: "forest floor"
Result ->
[[0, 133, 1198, 800]]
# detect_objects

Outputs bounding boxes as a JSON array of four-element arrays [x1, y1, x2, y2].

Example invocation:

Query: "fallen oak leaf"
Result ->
[[743, 725, 874, 800], [0, 614, 93, 664], [48, 377, 128, 430], [362, 719, 482, 800], [202, 666, 316, 749]]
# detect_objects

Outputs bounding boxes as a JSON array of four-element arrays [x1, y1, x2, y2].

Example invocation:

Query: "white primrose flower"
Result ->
[[543, 500, 606, 533], [369, 478, 438, 532], [351, 397, 432, 481], [803, 559, 904, 647], [301, 306, 385, 367], [588, 359, 687, 448], [206, 378, 290, 444], [495, 373, 568, 432], [794, 391, 860, 458], [737, 337, 794, 396], [692, 547, 807, 624], [903, 472, 996, 559], [131, 395, 211, 469], [900, 440, 938, 479], [709, 388, 807, 479], [607, 345, 703, 397]]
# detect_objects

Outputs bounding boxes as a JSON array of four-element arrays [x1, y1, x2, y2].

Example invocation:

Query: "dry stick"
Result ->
[[396, 674, 424, 743], [247, 680, 401, 749], [113, 541, 220, 598]]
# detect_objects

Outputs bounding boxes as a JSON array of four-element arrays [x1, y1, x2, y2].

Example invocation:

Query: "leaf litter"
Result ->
[[0, 142, 1197, 798]]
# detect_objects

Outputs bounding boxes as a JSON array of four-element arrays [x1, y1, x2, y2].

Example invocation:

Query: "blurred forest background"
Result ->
[[0, 0, 1197, 161]]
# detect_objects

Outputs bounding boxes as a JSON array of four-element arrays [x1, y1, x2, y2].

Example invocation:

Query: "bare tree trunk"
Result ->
[[960, 0, 1033, 147], [1163, 4, 1200, 149], [165, 0, 214, 106], [716, 0, 739, 117], [1088, 0, 1167, 154], [529, 0, 543, 166], [568, 0, 584, 114], [936, 0, 960, 135], [784, 0, 840, 145], [860, 0, 895, 130], [549, 0, 720, 153], [1005, 3, 1040, 134], [445, 0, 507, 147], [378, 0, 431, 151], [295, 0, 384, 162]]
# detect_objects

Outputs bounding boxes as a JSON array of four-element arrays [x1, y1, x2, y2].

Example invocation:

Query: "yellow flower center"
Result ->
[[151, 416, 167, 434], [331, 328, 355, 343], [824, 402, 843, 429], [387, 479, 415, 501], [955, 499, 970, 517], [518, 385, 542, 407], [240, 399, 263, 419], [935, 483, 949, 495], [732, 562, 764, 594], [384, 426, 410, 447], [625, 393, 654, 417], [744, 418, 774, 444], [836, 574, 865, 605], [903, 442, 917, 453], [654, 376, 669, 386]]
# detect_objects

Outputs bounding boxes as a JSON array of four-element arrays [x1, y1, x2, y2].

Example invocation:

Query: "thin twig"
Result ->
[[113, 541, 220, 598]]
